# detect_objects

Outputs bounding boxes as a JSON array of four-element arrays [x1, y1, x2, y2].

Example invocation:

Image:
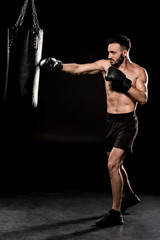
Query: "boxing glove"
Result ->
[[105, 66, 132, 92], [40, 57, 63, 70]]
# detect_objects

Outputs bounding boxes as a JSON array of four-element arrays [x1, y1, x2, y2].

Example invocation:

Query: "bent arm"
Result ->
[[62, 60, 106, 75], [128, 68, 148, 105]]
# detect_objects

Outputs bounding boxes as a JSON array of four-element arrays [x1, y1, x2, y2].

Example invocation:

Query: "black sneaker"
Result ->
[[96, 209, 124, 227], [121, 194, 140, 213]]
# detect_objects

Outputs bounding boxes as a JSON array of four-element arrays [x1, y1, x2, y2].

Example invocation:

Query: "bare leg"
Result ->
[[107, 147, 125, 212], [120, 163, 134, 196], [96, 148, 139, 227], [95, 148, 126, 227]]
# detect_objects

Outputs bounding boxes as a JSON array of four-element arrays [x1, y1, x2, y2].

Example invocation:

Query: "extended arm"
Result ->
[[40, 57, 106, 75], [62, 62, 104, 75]]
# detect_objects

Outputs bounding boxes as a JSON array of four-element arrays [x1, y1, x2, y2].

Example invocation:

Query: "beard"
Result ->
[[109, 54, 125, 68]]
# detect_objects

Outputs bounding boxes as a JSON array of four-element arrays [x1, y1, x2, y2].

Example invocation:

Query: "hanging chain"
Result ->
[[31, 0, 40, 49], [9, 0, 41, 49], [31, 0, 40, 31], [13, 0, 40, 31], [15, 0, 29, 29]]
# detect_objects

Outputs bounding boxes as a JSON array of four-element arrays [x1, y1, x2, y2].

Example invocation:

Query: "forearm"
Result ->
[[128, 86, 147, 105], [62, 62, 103, 75], [62, 63, 82, 75]]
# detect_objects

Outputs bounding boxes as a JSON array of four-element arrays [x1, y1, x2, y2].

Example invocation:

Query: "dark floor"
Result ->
[[0, 190, 159, 240]]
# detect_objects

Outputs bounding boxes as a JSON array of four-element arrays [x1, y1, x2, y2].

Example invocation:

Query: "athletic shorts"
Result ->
[[105, 111, 138, 152]]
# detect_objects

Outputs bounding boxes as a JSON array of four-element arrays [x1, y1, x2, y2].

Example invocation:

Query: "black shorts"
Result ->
[[105, 111, 138, 152]]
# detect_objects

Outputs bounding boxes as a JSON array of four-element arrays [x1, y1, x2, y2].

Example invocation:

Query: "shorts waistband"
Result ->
[[106, 111, 136, 120]]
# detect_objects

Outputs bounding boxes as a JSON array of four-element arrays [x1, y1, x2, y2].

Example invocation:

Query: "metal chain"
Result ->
[[31, 0, 40, 49], [9, 0, 41, 48], [14, 0, 29, 28], [9, 0, 29, 48], [31, 0, 40, 30], [14, 0, 40, 30]]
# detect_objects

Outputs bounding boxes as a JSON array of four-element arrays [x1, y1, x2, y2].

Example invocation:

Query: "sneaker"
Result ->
[[121, 194, 140, 213], [96, 209, 124, 227]]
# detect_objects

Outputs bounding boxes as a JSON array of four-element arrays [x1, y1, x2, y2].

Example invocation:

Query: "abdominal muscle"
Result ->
[[106, 87, 137, 114]]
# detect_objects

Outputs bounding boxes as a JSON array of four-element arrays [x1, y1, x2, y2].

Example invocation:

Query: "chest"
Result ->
[[122, 69, 137, 87]]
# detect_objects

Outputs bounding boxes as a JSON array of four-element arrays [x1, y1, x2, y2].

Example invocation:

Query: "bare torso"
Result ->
[[62, 56, 148, 111], [101, 60, 144, 113]]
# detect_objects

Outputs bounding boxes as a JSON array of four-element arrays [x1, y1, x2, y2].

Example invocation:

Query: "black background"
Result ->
[[0, 0, 159, 194]]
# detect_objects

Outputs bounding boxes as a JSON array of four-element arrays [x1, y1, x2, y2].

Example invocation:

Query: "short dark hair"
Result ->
[[107, 35, 131, 50]]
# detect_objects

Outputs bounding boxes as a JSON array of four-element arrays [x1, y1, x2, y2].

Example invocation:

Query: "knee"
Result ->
[[108, 161, 119, 174], [108, 161, 120, 174]]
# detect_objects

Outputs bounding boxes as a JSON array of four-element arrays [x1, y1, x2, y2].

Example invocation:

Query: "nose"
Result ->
[[108, 52, 112, 59]]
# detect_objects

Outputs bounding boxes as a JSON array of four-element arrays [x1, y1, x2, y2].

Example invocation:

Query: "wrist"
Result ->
[[56, 60, 63, 69], [122, 78, 132, 92]]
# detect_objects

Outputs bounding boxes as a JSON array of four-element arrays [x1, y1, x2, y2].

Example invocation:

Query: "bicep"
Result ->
[[136, 68, 148, 95], [78, 60, 106, 75]]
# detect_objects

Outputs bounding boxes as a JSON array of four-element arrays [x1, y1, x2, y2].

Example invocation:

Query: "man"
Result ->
[[40, 35, 148, 227]]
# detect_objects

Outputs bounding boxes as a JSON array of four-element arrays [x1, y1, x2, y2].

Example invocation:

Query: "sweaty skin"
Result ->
[[62, 43, 148, 113]]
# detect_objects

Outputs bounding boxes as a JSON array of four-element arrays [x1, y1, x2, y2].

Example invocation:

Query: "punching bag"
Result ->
[[4, 0, 43, 108]]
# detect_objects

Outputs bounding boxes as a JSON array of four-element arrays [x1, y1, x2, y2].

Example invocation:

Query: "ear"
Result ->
[[123, 49, 128, 57]]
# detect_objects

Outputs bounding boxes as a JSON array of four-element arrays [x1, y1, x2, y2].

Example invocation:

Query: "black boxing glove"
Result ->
[[40, 57, 63, 70], [105, 66, 132, 92]]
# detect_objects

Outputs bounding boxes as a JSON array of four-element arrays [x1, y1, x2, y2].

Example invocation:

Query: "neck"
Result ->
[[119, 57, 131, 71]]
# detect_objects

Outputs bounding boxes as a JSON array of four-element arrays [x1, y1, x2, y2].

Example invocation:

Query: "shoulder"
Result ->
[[130, 62, 148, 83], [131, 62, 147, 74]]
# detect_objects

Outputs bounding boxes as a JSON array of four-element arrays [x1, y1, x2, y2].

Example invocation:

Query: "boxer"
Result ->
[[41, 35, 148, 227]]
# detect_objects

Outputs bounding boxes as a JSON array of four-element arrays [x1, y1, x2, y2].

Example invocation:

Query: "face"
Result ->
[[107, 43, 127, 67]]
